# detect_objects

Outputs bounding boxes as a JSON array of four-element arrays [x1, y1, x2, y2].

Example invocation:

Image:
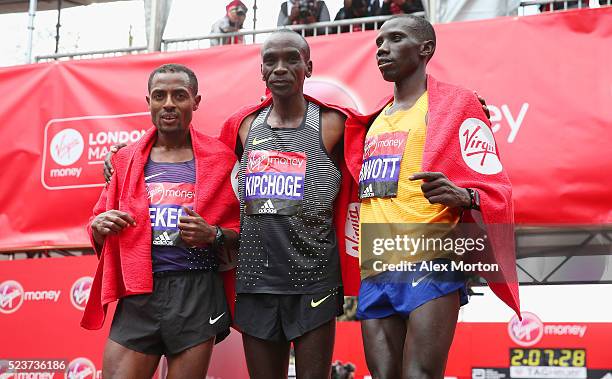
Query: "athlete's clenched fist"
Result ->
[[91, 210, 136, 246], [178, 207, 216, 248]]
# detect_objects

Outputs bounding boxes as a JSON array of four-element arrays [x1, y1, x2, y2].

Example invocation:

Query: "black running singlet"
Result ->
[[237, 102, 342, 294]]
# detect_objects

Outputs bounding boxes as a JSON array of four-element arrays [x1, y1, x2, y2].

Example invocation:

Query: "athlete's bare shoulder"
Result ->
[[321, 108, 347, 154], [238, 113, 258, 147]]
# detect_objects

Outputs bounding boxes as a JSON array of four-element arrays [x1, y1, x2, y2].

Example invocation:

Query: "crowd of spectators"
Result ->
[[333, 0, 423, 32], [211, 0, 425, 45], [208, 0, 605, 45]]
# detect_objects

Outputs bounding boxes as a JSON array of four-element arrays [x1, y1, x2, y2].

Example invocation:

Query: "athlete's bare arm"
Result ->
[[236, 114, 257, 157], [321, 109, 347, 165], [103, 144, 126, 183]]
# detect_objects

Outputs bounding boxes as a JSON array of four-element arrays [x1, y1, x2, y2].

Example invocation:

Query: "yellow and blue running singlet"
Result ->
[[357, 92, 468, 319]]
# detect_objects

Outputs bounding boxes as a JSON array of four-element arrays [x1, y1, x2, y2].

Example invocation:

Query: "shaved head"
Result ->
[[262, 29, 311, 60], [384, 15, 436, 59]]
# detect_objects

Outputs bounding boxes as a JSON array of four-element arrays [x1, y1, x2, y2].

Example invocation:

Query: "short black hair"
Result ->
[[263, 29, 311, 60], [390, 14, 436, 47], [147, 63, 198, 95]]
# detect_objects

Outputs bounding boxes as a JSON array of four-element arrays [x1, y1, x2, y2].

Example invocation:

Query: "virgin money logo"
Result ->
[[147, 183, 166, 205], [50, 128, 85, 166], [42, 112, 149, 190], [344, 203, 360, 258], [70, 277, 93, 311], [363, 136, 378, 159], [65, 358, 96, 379], [459, 118, 503, 175], [248, 151, 270, 173], [508, 312, 544, 347], [0, 280, 24, 314], [231, 161, 240, 199]]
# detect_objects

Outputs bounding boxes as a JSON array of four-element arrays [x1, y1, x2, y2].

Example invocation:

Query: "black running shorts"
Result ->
[[109, 270, 230, 356], [234, 287, 344, 342]]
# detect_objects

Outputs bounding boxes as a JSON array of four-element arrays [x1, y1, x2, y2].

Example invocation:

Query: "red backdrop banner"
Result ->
[[1, 256, 611, 378], [0, 256, 250, 379], [0, 8, 611, 251]]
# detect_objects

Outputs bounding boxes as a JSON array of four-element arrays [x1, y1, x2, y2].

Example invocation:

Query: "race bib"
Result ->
[[244, 150, 306, 215], [359, 131, 408, 199], [147, 182, 195, 246]]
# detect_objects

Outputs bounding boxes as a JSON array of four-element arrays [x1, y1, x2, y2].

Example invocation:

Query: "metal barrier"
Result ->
[[162, 14, 402, 52], [0, 248, 94, 261], [36, 46, 148, 63], [521, 0, 611, 10], [35, 15, 403, 63], [28, 2, 612, 66]]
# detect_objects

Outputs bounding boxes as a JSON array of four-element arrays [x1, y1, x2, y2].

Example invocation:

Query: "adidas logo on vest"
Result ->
[[361, 184, 374, 198], [153, 231, 173, 246], [258, 199, 277, 214]]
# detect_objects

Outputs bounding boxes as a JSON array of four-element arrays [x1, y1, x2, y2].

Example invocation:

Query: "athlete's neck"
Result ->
[[392, 67, 427, 112], [153, 130, 193, 161], [270, 92, 307, 128]]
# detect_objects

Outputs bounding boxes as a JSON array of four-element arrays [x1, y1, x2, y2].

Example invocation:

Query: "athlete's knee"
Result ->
[[368, 365, 402, 379], [403, 364, 442, 379], [102, 342, 122, 378], [102, 358, 122, 379], [297, 367, 332, 379]]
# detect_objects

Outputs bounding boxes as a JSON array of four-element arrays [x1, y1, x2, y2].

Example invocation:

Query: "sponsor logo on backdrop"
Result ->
[[65, 358, 98, 379], [459, 118, 503, 175], [0, 280, 24, 314], [70, 277, 93, 311], [305, 79, 527, 145], [508, 312, 587, 347], [508, 312, 544, 346], [344, 203, 360, 258], [487, 103, 529, 144], [0, 280, 61, 315], [50, 129, 85, 166], [41, 113, 150, 190]]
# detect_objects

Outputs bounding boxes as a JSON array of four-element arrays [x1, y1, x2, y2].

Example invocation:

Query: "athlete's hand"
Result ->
[[178, 207, 216, 248], [103, 143, 127, 183], [91, 210, 136, 245], [475, 92, 491, 120], [410, 172, 471, 209]]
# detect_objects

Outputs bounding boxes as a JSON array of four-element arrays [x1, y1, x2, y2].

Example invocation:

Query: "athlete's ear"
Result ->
[[420, 40, 435, 61], [194, 94, 202, 110], [146, 95, 151, 109], [261, 63, 265, 81], [306, 60, 313, 78]]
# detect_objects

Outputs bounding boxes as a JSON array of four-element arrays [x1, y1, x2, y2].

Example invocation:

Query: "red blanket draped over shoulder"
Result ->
[[82, 125, 240, 330], [346, 75, 521, 316]]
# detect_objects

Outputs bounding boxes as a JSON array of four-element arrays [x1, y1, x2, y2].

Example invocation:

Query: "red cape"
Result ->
[[82, 126, 240, 330], [346, 75, 521, 317], [218, 94, 363, 296]]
